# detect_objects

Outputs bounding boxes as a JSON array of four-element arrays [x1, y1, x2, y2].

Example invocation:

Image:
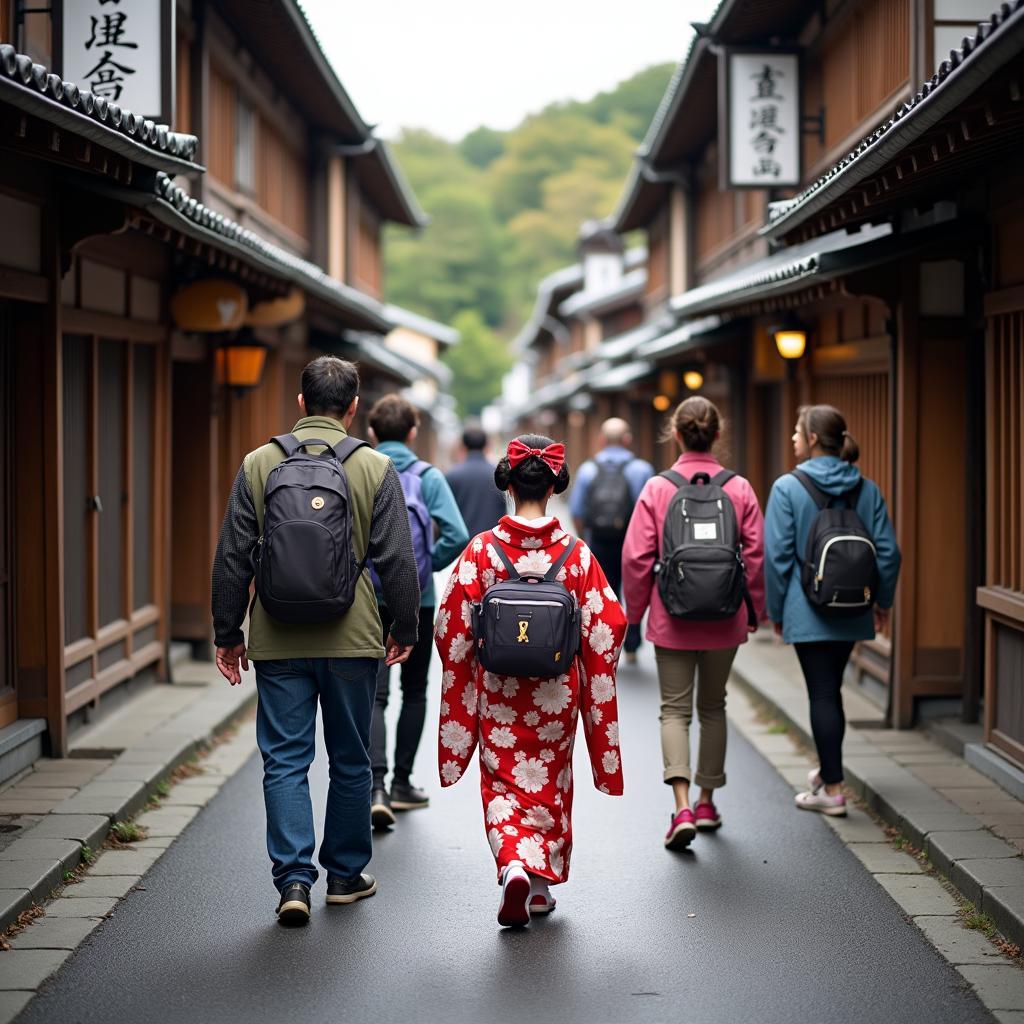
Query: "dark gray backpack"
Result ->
[[252, 434, 368, 624], [472, 536, 580, 678], [655, 469, 755, 625], [793, 470, 879, 618]]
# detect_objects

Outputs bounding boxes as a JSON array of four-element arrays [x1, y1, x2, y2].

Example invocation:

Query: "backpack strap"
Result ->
[[659, 469, 688, 489], [406, 459, 432, 478], [333, 436, 369, 464], [711, 469, 736, 487], [843, 479, 864, 508], [792, 469, 830, 510], [487, 532, 521, 581], [272, 434, 342, 460], [270, 433, 302, 457], [543, 538, 579, 583]]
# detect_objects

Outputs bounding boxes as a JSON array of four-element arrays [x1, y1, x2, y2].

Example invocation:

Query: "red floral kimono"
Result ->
[[434, 515, 626, 885]]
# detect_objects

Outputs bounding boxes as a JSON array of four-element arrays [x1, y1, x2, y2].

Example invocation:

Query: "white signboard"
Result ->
[[725, 51, 800, 188], [61, 0, 172, 122]]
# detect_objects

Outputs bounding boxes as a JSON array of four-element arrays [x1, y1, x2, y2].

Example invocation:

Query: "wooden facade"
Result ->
[[514, 0, 1024, 762], [0, 0, 437, 770]]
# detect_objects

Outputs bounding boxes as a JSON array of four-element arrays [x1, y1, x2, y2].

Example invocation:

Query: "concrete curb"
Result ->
[[730, 647, 1024, 951], [0, 684, 255, 932]]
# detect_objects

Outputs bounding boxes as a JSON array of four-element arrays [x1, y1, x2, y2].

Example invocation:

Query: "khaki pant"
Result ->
[[654, 646, 738, 789]]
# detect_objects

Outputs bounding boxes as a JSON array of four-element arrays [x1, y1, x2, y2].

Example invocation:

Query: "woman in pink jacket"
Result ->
[[622, 396, 765, 850]]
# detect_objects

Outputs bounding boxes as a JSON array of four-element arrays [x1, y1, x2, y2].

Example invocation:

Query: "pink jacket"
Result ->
[[621, 452, 766, 650]]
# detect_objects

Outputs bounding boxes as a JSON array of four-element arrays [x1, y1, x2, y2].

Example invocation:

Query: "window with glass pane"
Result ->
[[62, 334, 91, 644], [132, 346, 155, 608], [236, 94, 256, 193], [97, 339, 125, 627]]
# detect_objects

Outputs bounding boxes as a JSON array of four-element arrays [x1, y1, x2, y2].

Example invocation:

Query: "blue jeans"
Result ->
[[254, 657, 378, 892]]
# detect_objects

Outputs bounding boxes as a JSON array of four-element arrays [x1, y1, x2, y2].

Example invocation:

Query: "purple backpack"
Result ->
[[369, 460, 434, 594]]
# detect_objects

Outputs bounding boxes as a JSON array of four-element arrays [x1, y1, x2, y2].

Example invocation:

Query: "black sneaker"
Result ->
[[390, 781, 429, 811], [326, 873, 377, 905], [371, 787, 396, 830], [276, 882, 311, 925]]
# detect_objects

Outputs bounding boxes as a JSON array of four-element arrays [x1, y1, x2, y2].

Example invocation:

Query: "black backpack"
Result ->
[[472, 535, 580, 678], [584, 460, 636, 538], [655, 470, 755, 625], [793, 470, 879, 618], [252, 434, 368, 624]]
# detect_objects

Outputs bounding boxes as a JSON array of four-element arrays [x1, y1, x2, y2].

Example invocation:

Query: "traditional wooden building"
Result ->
[[0, 0, 450, 776], [504, 224, 650, 467], [511, 0, 1024, 767]]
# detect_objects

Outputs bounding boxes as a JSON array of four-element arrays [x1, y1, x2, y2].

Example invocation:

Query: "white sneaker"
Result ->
[[795, 789, 847, 816], [497, 861, 531, 928], [807, 768, 824, 795]]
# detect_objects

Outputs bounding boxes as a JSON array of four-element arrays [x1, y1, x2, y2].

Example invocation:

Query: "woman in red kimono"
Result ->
[[435, 434, 626, 928]]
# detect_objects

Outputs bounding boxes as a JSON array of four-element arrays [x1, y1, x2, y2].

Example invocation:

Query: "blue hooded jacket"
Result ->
[[375, 441, 469, 608], [764, 455, 901, 644]]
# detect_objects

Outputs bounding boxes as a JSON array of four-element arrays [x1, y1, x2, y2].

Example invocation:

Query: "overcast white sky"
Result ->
[[300, 0, 719, 141]]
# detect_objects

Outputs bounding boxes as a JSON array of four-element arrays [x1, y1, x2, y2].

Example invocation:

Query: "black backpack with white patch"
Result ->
[[793, 470, 879, 618], [471, 535, 580, 678], [655, 470, 755, 624]]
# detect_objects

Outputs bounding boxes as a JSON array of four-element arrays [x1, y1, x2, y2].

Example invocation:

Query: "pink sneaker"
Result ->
[[795, 789, 847, 816], [664, 808, 697, 850], [694, 801, 722, 831]]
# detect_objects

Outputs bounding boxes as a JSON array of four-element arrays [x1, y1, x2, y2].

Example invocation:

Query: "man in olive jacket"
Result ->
[[212, 356, 420, 925]]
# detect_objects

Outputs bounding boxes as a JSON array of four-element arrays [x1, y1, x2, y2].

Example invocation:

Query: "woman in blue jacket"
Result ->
[[765, 405, 901, 816]]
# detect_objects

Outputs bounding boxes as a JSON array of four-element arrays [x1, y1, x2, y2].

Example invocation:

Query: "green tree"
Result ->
[[459, 126, 505, 169], [443, 310, 514, 417], [384, 185, 507, 328], [382, 63, 674, 336]]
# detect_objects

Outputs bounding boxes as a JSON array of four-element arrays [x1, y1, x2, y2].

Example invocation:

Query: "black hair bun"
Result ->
[[494, 457, 512, 492]]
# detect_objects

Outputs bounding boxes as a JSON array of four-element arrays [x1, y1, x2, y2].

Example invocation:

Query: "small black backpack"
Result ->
[[472, 536, 580, 678], [252, 434, 368, 624], [793, 470, 879, 618], [584, 460, 636, 538], [655, 469, 755, 624]]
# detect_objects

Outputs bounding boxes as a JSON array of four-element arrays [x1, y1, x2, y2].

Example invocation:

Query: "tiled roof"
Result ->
[[765, 0, 1024, 239], [669, 222, 893, 318], [149, 173, 393, 332], [0, 44, 200, 172], [512, 248, 647, 352]]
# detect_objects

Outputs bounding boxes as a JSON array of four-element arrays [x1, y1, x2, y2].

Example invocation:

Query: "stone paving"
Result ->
[[0, 705, 257, 1021], [733, 632, 1024, 952], [0, 659, 254, 933], [725, 682, 1024, 1024]]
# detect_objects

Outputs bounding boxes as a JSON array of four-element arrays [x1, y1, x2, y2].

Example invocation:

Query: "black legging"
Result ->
[[371, 606, 435, 789], [794, 641, 855, 786]]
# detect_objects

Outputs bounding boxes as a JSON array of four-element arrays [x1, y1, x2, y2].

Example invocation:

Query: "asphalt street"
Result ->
[[20, 651, 993, 1024]]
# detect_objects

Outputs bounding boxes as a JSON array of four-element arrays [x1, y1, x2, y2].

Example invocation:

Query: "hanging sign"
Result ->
[[721, 50, 801, 189], [58, 0, 175, 124]]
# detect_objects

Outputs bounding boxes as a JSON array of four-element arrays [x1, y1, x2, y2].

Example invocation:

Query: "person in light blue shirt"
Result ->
[[366, 395, 468, 828], [765, 404, 900, 819], [570, 417, 655, 658]]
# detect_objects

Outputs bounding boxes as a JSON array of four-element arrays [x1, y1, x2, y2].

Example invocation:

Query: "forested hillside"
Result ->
[[383, 63, 673, 415]]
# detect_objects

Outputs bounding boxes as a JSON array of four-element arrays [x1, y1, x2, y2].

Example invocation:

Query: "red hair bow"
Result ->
[[506, 439, 566, 475]]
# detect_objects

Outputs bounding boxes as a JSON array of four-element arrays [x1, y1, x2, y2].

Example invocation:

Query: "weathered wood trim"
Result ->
[[977, 586, 1024, 625], [985, 285, 1024, 317], [62, 310, 166, 344], [0, 269, 48, 304]]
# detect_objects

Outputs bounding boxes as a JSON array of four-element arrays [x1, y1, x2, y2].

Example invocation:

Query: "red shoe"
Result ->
[[694, 801, 722, 831], [664, 808, 697, 850]]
